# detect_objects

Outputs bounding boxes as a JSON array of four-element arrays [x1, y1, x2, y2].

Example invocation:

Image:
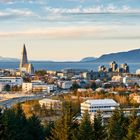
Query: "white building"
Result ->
[[81, 99, 119, 121], [133, 95, 140, 103], [47, 70, 57, 75], [22, 82, 57, 93], [22, 83, 33, 93], [0, 83, 5, 92], [112, 75, 123, 82], [123, 76, 140, 86], [82, 72, 88, 79], [0, 77, 23, 86], [77, 88, 87, 92], [61, 81, 72, 89], [31, 80, 43, 84], [22, 82, 47, 93], [47, 84, 57, 93], [57, 72, 64, 78], [136, 69, 140, 75], [95, 79, 102, 87], [39, 98, 62, 110]]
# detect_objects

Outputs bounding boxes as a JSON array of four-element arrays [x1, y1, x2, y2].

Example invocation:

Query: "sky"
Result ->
[[0, 0, 140, 61]]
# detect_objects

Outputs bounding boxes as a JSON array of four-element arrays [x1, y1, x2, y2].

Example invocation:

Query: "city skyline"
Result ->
[[0, 0, 140, 61]]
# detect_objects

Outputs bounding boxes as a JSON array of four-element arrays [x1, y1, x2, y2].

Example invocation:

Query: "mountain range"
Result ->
[[81, 48, 140, 63], [0, 56, 19, 62], [80, 57, 97, 62], [0, 48, 140, 63]]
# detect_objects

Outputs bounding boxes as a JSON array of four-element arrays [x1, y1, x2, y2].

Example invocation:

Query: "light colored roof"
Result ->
[[39, 98, 61, 103], [84, 99, 118, 106]]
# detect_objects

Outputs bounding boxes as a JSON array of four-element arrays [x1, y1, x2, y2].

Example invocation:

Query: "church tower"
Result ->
[[19, 44, 34, 74], [20, 44, 28, 68]]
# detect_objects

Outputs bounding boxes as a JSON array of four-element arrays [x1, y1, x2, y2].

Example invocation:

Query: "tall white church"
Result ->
[[19, 44, 34, 74]]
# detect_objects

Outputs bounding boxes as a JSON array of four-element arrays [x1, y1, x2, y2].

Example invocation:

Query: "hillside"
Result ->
[[80, 57, 97, 62], [0, 56, 19, 62], [94, 49, 140, 63]]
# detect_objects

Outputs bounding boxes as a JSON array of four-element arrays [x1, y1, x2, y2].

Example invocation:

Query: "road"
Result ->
[[0, 94, 46, 108]]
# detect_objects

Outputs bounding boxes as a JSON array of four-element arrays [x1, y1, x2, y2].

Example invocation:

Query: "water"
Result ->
[[0, 61, 140, 73]]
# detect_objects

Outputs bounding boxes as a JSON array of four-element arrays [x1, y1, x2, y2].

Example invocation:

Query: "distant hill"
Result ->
[[80, 57, 97, 62], [94, 49, 140, 63], [1, 48, 140, 63], [0, 56, 19, 62]]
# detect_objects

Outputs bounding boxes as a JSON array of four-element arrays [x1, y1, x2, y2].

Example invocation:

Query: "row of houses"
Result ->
[[1, 73, 140, 93], [0, 76, 73, 93]]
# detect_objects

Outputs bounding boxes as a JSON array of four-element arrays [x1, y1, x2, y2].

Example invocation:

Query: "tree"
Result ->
[[27, 114, 45, 140], [125, 110, 140, 140], [44, 121, 54, 139], [78, 111, 93, 140], [49, 113, 70, 140], [1, 104, 46, 140], [90, 81, 96, 90], [136, 134, 140, 140], [4, 84, 11, 91], [1, 109, 18, 140], [35, 70, 47, 76], [107, 109, 127, 140], [0, 108, 4, 140], [11, 85, 22, 91], [71, 82, 80, 91], [93, 111, 106, 140], [13, 104, 30, 140], [49, 101, 75, 140], [2, 104, 30, 140], [23, 76, 31, 82]]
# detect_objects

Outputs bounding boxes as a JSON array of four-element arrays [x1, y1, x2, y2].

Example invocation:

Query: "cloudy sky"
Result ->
[[0, 0, 140, 61]]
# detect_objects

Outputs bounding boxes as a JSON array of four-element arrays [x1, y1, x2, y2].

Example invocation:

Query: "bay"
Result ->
[[0, 62, 140, 74]]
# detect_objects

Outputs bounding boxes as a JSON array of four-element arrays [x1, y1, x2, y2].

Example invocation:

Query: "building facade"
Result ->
[[19, 44, 34, 74], [39, 98, 62, 110], [81, 99, 119, 121], [0, 77, 23, 86]]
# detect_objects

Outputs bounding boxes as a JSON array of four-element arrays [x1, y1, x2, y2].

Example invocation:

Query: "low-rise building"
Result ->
[[77, 88, 87, 93], [58, 81, 72, 89], [82, 72, 89, 79], [112, 75, 123, 82], [22, 82, 57, 93], [0, 77, 23, 86], [62, 68, 88, 79], [39, 98, 62, 110], [0, 83, 5, 92], [47, 84, 57, 93], [57, 72, 65, 78], [81, 99, 119, 122], [133, 95, 140, 103], [98, 65, 107, 72], [61, 81, 72, 89], [136, 69, 140, 75], [123, 76, 140, 86], [22, 82, 48, 93], [22, 83, 33, 93], [47, 70, 57, 75]]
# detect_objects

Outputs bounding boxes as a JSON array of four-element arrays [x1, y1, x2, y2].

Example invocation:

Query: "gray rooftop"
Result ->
[[84, 99, 118, 106]]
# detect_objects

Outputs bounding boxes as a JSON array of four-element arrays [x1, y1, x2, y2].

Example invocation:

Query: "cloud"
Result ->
[[0, 25, 139, 40], [0, 26, 109, 39], [1, 0, 42, 5], [45, 4, 140, 14], [0, 0, 17, 3], [0, 8, 36, 20], [0, 0, 46, 4], [0, 0, 13, 2]]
